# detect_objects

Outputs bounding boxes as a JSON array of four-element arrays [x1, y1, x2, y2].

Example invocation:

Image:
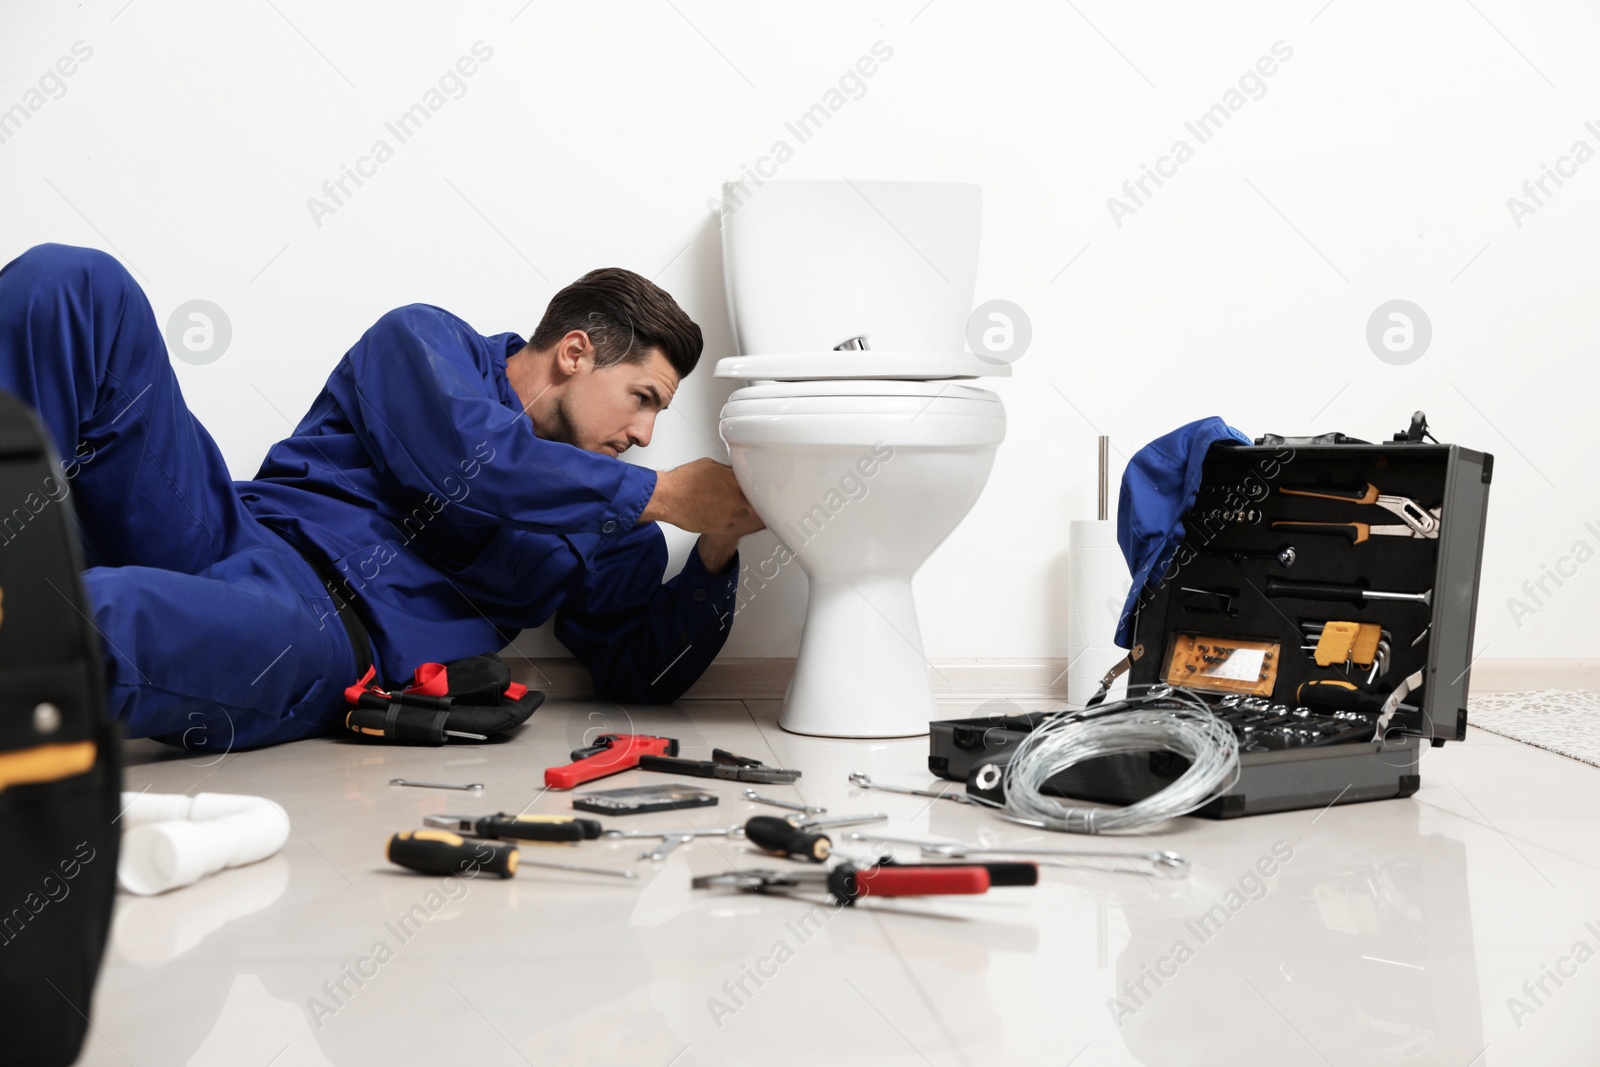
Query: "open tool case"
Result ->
[[930, 419, 1494, 818]]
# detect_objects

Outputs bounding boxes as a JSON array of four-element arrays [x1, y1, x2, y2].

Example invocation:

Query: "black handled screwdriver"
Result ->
[[744, 816, 832, 862], [387, 830, 636, 880], [388, 829, 519, 878], [1265, 577, 1432, 607], [423, 813, 603, 843]]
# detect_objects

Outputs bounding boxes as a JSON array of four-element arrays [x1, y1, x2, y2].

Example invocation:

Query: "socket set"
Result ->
[[1207, 695, 1375, 752]]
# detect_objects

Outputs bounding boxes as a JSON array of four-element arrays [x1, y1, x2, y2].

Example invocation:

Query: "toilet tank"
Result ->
[[719, 180, 982, 358]]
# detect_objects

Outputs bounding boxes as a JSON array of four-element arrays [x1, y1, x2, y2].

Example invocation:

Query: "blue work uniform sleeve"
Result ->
[[339, 304, 657, 537], [554, 526, 739, 703]]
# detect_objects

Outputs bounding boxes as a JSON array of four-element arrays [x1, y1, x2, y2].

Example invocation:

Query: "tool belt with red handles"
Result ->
[[343, 653, 543, 746]]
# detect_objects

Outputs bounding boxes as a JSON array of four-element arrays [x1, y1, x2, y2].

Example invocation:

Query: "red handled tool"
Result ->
[[692, 861, 1036, 905], [544, 734, 678, 790]]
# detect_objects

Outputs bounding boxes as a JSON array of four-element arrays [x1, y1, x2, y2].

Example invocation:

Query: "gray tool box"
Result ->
[[929, 417, 1493, 818]]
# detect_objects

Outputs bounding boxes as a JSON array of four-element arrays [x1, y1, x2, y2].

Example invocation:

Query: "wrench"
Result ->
[[847, 833, 1189, 878], [743, 789, 825, 815], [848, 772, 979, 805], [790, 812, 888, 831], [390, 779, 483, 791], [603, 825, 744, 860], [640, 834, 693, 861]]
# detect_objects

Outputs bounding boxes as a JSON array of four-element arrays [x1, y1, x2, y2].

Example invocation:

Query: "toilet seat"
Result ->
[[728, 379, 999, 402], [721, 381, 1003, 447], [715, 351, 1011, 382]]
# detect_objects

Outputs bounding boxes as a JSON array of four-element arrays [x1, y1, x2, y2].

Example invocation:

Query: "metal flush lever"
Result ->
[[833, 335, 870, 351]]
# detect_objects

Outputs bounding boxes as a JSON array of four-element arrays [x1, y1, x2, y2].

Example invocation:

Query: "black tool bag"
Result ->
[[342, 653, 544, 745], [0, 392, 122, 1066], [930, 413, 1493, 818]]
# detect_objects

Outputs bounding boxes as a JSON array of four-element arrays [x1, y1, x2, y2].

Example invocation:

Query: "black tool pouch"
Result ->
[[343, 653, 544, 746], [0, 392, 122, 1066]]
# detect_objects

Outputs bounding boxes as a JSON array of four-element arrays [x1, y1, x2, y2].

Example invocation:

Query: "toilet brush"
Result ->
[[1066, 436, 1130, 707]]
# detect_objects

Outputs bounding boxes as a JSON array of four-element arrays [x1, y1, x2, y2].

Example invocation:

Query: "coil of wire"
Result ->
[[1000, 686, 1241, 834]]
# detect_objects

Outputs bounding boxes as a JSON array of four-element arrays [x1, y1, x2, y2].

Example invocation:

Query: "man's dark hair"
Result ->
[[531, 267, 703, 379]]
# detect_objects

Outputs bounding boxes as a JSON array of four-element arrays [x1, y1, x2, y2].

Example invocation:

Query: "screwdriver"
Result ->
[[386, 830, 636, 880], [423, 813, 603, 843], [1264, 577, 1432, 607], [743, 816, 832, 863], [388, 829, 518, 878]]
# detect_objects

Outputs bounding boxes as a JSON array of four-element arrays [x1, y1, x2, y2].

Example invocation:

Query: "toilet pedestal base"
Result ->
[[779, 577, 934, 738]]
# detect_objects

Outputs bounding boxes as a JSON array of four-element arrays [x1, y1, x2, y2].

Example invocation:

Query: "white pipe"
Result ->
[[117, 792, 291, 896]]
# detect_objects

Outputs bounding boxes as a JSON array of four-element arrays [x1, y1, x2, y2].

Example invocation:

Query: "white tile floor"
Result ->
[[80, 694, 1600, 1067]]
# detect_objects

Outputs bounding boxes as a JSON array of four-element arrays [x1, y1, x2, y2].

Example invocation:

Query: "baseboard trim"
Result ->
[[502, 656, 1599, 704], [503, 656, 1074, 705]]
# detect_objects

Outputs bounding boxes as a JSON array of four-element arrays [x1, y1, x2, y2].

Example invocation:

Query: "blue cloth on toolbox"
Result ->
[[0, 243, 736, 749], [1114, 416, 1251, 649]]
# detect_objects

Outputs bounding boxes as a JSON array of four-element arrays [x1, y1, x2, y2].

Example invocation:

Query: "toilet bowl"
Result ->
[[715, 180, 1008, 738]]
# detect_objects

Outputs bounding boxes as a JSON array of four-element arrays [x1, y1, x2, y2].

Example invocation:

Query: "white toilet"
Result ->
[[716, 180, 1009, 738]]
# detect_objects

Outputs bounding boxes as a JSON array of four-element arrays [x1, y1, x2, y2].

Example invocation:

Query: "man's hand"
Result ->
[[639, 457, 764, 537], [694, 532, 742, 574]]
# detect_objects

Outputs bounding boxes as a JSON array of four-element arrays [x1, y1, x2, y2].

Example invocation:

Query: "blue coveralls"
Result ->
[[0, 243, 738, 749]]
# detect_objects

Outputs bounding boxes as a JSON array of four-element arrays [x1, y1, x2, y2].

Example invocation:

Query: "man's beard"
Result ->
[[539, 394, 580, 448]]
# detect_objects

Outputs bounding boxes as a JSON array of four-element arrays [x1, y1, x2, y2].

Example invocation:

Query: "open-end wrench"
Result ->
[[602, 825, 743, 840], [848, 772, 980, 805], [790, 812, 888, 831], [602, 825, 743, 860], [743, 789, 825, 815], [848, 833, 1189, 878], [390, 779, 483, 791], [640, 835, 692, 861]]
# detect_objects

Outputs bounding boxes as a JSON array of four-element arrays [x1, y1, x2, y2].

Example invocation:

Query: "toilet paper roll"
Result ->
[[117, 792, 291, 896], [1067, 519, 1132, 708]]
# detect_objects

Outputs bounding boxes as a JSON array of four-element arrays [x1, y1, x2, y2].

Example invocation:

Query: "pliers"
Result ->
[[1272, 482, 1441, 542]]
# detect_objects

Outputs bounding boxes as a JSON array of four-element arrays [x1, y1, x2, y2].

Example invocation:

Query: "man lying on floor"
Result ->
[[0, 243, 762, 749]]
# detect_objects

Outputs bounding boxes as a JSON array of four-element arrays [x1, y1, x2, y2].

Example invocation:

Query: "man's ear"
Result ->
[[552, 330, 593, 380]]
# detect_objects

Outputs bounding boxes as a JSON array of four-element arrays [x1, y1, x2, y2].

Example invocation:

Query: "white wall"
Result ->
[[2, 0, 1595, 661]]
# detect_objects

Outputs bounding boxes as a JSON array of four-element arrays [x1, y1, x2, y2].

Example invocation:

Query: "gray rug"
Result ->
[[1467, 689, 1600, 768]]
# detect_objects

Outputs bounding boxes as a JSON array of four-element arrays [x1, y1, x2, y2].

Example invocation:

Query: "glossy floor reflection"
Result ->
[[80, 695, 1600, 1066]]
